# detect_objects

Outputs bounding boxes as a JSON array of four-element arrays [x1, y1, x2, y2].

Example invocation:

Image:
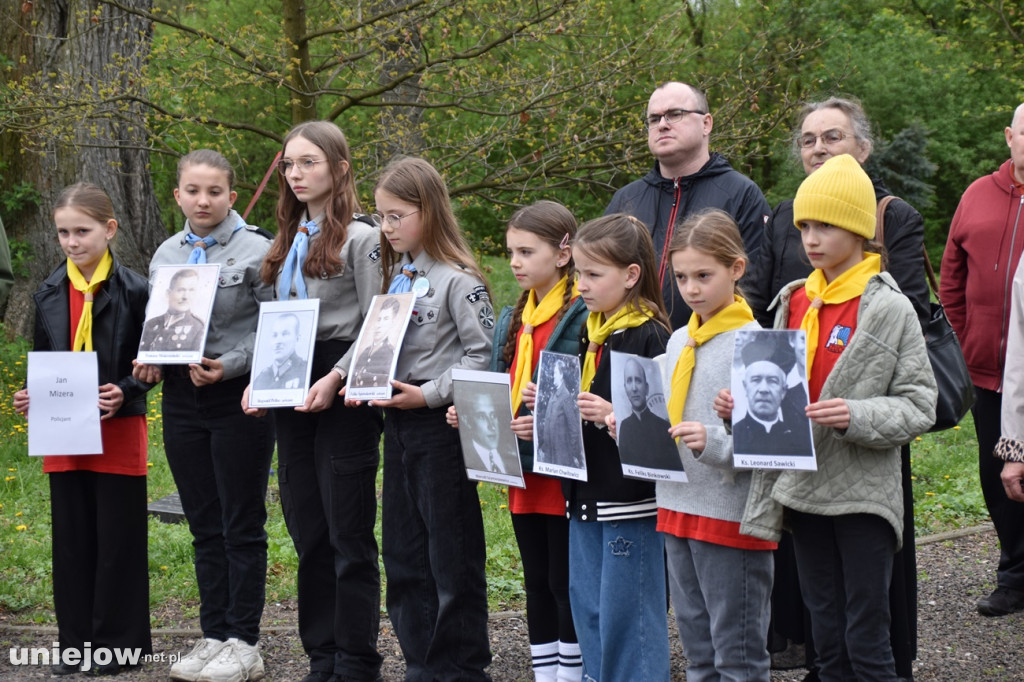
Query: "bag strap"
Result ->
[[875, 195, 896, 247], [875, 194, 940, 301], [922, 242, 940, 300]]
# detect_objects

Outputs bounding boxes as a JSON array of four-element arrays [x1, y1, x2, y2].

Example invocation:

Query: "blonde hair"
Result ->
[[669, 208, 748, 297], [375, 156, 490, 296], [573, 213, 670, 332], [54, 183, 115, 224]]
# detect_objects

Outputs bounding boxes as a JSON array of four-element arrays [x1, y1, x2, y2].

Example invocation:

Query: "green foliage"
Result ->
[[8, 239, 33, 279], [912, 416, 989, 534], [0, 180, 41, 215]]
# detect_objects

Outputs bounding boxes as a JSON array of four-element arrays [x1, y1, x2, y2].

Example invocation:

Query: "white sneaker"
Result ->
[[170, 638, 227, 681], [195, 637, 265, 682]]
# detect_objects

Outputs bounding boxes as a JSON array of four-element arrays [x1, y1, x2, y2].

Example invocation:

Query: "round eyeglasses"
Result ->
[[372, 210, 420, 229]]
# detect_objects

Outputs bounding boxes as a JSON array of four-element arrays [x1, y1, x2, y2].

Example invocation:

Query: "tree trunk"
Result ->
[[282, 0, 316, 122], [0, 0, 164, 339]]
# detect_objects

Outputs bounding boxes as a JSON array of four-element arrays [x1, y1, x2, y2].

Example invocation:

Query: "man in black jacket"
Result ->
[[606, 81, 770, 329]]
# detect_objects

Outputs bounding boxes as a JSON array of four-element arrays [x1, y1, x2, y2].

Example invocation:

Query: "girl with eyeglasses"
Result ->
[[347, 156, 494, 681], [243, 120, 385, 682]]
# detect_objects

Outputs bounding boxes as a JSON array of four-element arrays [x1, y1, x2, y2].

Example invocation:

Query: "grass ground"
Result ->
[[0, 254, 988, 623]]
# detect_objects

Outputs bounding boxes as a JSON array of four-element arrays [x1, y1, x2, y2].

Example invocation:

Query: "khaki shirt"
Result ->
[[390, 251, 493, 408], [148, 210, 273, 380]]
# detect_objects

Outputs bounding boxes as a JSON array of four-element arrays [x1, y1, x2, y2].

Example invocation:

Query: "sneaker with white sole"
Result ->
[[195, 637, 265, 682], [170, 638, 227, 681]]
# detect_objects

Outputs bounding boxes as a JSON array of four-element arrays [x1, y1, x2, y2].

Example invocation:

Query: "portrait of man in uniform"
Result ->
[[351, 296, 401, 389], [138, 267, 207, 353], [252, 312, 307, 390]]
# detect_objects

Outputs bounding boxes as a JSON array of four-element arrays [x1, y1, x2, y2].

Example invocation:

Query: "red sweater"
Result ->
[[941, 159, 1024, 391]]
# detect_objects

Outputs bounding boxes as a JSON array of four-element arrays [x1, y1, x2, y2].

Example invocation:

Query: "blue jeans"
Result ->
[[275, 340, 384, 678], [163, 372, 273, 646], [665, 535, 772, 682], [382, 405, 491, 682], [789, 511, 897, 682], [568, 517, 669, 682]]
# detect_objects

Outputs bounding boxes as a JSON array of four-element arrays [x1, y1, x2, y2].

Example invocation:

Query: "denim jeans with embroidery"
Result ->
[[568, 517, 670, 681]]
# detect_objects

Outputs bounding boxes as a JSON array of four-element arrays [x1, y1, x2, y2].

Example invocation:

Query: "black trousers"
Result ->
[[769, 443, 917, 678], [510, 512, 576, 645], [274, 339, 384, 679], [790, 511, 897, 682], [974, 386, 1024, 590], [162, 372, 274, 646], [382, 405, 491, 682], [50, 470, 152, 656]]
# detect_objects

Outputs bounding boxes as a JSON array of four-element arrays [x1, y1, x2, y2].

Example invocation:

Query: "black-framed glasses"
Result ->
[[644, 108, 707, 128], [277, 157, 325, 175], [798, 129, 851, 148], [371, 210, 420, 229]]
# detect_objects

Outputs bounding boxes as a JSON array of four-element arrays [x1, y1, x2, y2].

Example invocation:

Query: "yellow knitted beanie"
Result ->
[[792, 154, 876, 239]]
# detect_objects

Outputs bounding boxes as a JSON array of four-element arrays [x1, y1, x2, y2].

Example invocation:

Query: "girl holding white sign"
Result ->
[[652, 209, 772, 681], [14, 183, 153, 674], [358, 156, 493, 681], [243, 120, 385, 682]]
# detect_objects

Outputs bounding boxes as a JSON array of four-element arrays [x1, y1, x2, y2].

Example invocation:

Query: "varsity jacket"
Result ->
[[563, 319, 671, 521]]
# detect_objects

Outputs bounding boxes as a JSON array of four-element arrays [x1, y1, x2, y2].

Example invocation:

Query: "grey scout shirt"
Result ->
[[148, 209, 273, 380], [390, 251, 493, 408], [275, 217, 383, 376]]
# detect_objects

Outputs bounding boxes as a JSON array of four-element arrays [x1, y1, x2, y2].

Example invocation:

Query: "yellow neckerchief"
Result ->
[[510, 275, 577, 414], [581, 304, 654, 392], [800, 252, 880, 370], [667, 295, 754, 429], [66, 250, 114, 352]]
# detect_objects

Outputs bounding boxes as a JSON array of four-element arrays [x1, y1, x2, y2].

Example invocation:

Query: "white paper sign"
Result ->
[[27, 351, 103, 456], [249, 299, 321, 408], [452, 369, 525, 489]]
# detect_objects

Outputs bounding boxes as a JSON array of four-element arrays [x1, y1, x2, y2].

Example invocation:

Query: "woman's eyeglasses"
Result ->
[[797, 129, 851, 148], [277, 157, 325, 175]]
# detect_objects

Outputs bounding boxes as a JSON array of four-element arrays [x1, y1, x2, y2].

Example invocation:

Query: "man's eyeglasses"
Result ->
[[644, 108, 707, 128], [797, 129, 851, 149], [277, 157, 325, 175], [371, 210, 420, 229]]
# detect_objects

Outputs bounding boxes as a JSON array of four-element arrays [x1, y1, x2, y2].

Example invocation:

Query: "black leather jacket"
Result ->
[[32, 253, 153, 418]]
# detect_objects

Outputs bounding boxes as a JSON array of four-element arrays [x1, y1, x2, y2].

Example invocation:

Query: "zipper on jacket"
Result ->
[[998, 193, 1024, 391], [657, 178, 683, 287]]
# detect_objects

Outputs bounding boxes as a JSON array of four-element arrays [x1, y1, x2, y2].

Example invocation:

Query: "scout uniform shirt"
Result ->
[[276, 217, 382, 376], [148, 209, 273, 380], [389, 251, 493, 408]]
